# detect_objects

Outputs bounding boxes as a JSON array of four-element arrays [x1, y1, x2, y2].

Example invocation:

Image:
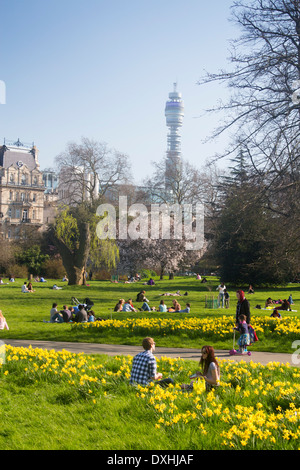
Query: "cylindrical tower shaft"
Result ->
[[165, 83, 184, 182]]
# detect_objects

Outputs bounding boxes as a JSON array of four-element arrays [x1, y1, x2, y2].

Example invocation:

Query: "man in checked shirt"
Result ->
[[130, 337, 174, 387]]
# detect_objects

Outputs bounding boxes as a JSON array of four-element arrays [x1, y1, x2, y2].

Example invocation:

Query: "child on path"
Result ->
[[235, 314, 250, 354]]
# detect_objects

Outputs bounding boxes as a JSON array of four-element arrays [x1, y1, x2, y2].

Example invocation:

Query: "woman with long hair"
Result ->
[[199, 345, 220, 391], [0, 310, 9, 330], [181, 345, 220, 391]]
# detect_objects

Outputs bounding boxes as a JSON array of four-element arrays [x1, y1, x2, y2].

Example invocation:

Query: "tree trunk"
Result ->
[[50, 223, 90, 285], [63, 263, 86, 286]]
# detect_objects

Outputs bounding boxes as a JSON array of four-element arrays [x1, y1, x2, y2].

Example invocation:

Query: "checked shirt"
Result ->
[[130, 349, 157, 385]]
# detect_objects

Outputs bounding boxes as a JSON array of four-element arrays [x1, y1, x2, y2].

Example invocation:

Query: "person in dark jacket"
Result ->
[[235, 290, 250, 325]]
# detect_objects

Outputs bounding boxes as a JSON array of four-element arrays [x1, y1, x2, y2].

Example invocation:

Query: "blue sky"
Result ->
[[0, 0, 236, 183]]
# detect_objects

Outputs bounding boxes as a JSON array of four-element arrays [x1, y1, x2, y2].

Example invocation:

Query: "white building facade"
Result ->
[[0, 140, 45, 240]]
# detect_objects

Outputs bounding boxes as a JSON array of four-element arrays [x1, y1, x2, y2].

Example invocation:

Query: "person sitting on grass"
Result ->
[[21, 282, 29, 293], [88, 310, 95, 322], [136, 290, 149, 302], [179, 303, 191, 313], [114, 299, 125, 312], [74, 305, 88, 322], [265, 297, 274, 308], [27, 282, 35, 293], [130, 337, 174, 387], [59, 305, 72, 322], [50, 303, 63, 323], [168, 299, 181, 312], [72, 304, 80, 316], [181, 345, 220, 392], [0, 310, 9, 330], [277, 299, 291, 311], [122, 300, 136, 312], [159, 300, 167, 312], [140, 301, 151, 311], [270, 308, 282, 319]]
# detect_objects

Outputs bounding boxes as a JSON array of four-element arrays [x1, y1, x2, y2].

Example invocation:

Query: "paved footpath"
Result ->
[[3, 338, 300, 367]]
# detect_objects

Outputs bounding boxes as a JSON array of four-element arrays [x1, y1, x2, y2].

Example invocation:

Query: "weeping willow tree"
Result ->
[[51, 205, 119, 285]]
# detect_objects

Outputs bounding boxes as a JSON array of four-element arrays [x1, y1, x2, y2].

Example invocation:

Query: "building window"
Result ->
[[21, 174, 26, 185], [22, 209, 28, 222], [7, 230, 11, 239], [9, 191, 13, 200], [32, 210, 35, 220], [8, 208, 12, 218], [32, 193, 36, 202], [16, 209, 20, 219], [21, 193, 25, 201]]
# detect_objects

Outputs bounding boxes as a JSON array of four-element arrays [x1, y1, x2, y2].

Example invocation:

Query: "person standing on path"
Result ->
[[235, 290, 251, 325]]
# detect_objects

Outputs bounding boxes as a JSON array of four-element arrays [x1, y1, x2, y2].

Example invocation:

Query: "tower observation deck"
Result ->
[[165, 83, 184, 171]]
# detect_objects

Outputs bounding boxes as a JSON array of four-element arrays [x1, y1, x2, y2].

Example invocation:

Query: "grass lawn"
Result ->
[[0, 275, 299, 353], [1, 343, 300, 450], [1, 276, 300, 451]]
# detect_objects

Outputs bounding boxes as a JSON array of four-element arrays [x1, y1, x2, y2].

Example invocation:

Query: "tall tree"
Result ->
[[52, 137, 130, 284], [142, 155, 207, 205], [199, 0, 300, 280], [56, 137, 131, 206], [199, 0, 300, 165], [51, 204, 119, 285], [210, 159, 298, 285]]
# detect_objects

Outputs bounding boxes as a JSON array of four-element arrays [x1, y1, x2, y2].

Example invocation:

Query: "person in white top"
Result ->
[[216, 282, 226, 308], [0, 310, 9, 330], [21, 282, 29, 293]]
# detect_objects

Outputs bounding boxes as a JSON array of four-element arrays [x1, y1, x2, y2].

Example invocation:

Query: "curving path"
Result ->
[[3, 338, 300, 367]]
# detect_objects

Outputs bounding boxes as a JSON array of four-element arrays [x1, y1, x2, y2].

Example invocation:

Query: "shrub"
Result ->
[[42, 258, 66, 279]]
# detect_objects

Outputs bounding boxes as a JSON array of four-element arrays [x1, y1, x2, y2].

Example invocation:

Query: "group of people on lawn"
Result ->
[[114, 290, 191, 314], [265, 296, 293, 312], [49, 302, 99, 323]]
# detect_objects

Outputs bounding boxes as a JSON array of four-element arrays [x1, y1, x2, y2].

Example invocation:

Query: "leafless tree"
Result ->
[[55, 137, 131, 206], [199, 0, 300, 172], [142, 155, 212, 206]]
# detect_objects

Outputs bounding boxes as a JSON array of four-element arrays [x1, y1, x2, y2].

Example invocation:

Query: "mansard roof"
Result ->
[[0, 144, 39, 171]]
